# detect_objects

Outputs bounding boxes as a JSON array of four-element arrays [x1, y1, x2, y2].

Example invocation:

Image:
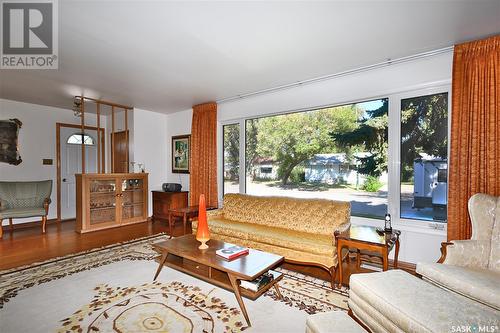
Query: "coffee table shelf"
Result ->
[[161, 253, 283, 300]]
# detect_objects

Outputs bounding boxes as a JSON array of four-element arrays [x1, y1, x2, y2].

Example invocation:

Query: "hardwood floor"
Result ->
[[0, 219, 408, 286], [0, 219, 170, 270]]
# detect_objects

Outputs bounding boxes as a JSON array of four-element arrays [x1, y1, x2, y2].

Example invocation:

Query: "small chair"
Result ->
[[0, 180, 52, 238]]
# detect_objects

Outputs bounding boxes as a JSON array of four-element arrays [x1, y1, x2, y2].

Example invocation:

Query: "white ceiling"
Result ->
[[1, 1, 500, 114]]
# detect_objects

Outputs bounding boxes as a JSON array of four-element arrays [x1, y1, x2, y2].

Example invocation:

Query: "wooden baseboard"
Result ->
[[1, 218, 71, 231], [390, 259, 416, 273], [350, 251, 416, 274]]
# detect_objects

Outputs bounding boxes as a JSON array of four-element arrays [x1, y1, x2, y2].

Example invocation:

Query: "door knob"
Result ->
[[62, 178, 67, 182]]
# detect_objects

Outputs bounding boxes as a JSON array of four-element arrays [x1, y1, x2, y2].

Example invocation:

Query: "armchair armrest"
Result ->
[[440, 240, 491, 269], [43, 197, 51, 214]]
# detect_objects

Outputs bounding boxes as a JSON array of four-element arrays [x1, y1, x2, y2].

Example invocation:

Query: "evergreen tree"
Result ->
[[331, 99, 388, 176]]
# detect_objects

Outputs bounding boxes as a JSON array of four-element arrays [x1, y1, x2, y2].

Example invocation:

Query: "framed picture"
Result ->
[[0, 118, 23, 165], [172, 134, 190, 173]]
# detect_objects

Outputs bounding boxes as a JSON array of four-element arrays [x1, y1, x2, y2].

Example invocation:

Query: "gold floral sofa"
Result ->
[[192, 193, 351, 286]]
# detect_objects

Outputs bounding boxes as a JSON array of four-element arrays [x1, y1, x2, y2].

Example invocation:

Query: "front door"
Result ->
[[60, 127, 100, 219]]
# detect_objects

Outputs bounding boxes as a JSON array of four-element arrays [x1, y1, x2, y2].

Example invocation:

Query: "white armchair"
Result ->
[[439, 193, 499, 270], [416, 193, 500, 310]]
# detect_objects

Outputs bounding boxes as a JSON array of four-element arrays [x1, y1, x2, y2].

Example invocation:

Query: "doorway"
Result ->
[[111, 130, 129, 173], [57, 123, 105, 220]]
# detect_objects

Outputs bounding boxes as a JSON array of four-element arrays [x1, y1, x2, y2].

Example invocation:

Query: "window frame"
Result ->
[[389, 86, 452, 228], [218, 82, 451, 231], [222, 123, 243, 196], [66, 133, 96, 145]]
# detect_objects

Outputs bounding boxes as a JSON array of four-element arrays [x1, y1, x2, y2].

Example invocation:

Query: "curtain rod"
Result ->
[[216, 46, 454, 104]]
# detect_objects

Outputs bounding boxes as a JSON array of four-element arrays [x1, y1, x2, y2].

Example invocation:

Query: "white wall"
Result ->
[[133, 108, 169, 215], [0, 99, 98, 224], [165, 109, 192, 195]]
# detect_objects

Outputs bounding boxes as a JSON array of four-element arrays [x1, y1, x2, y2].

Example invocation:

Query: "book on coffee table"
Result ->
[[216, 244, 249, 260], [240, 270, 276, 292]]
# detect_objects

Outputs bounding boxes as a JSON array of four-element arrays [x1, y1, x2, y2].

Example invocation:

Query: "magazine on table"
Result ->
[[216, 244, 249, 260]]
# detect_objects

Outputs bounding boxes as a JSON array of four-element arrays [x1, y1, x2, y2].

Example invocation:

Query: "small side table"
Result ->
[[167, 206, 216, 238], [335, 225, 400, 287]]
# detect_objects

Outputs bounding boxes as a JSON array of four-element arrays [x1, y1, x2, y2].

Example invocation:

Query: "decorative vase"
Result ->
[[196, 194, 210, 250]]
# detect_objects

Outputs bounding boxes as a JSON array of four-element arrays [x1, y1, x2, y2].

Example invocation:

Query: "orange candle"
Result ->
[[196, 194, 210, 249]]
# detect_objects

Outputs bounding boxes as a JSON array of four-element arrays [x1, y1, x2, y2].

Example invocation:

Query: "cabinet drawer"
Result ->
[[183, 258, 209, 276]]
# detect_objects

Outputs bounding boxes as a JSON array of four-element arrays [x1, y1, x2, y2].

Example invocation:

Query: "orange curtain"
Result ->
[[190, 102, 218, 208], [448, 35, 500, 241]]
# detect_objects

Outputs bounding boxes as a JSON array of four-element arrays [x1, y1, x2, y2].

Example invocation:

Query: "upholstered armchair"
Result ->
[[439, 193, 499, 270], [0, 180, 52, 238], [416, 193, 499, 310]]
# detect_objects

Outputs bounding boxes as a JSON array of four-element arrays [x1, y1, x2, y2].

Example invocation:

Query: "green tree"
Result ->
[[245, 119, 259, 176], [400, 93, 448, 182], [223, 124, 239, 180], [331, 99, 388, 176], [254, 106, 358, 185]]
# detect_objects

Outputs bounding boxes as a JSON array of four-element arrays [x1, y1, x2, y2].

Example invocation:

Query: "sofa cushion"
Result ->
[[0, 207, 46, 219], [220, 193, 350, 235], [193, 218, 334, 256], [417, 262, 500, 310], [349, 270, 500, 333], [306, 310, 366, 333]]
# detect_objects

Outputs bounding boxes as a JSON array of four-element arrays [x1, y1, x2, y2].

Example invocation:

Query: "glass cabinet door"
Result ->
[[121, 178, 145, 221], [89, 179, 117, 225]]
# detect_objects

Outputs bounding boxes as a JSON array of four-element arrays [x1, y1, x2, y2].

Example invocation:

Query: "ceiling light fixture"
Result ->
[[72, 96, 82, 117]]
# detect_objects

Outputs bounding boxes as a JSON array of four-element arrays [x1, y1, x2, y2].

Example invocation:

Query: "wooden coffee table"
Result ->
[[335, 225, 401, 287], [153, 235, 284, 326]]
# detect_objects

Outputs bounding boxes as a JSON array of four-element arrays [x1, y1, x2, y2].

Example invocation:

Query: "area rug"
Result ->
[[0, 234, 348, 333]]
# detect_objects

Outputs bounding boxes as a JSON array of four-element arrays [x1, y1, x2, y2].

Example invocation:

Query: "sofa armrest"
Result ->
[[441, 240, 491, 269], [333, 222, 351, 246], [336, 221, 351, 234], [207, 208, 223, 219]]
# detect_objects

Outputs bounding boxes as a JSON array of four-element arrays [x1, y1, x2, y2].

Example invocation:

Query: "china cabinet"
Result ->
[[76, 173, 148, 233]]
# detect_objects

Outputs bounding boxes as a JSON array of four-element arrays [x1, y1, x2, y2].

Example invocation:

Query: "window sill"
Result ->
[[350, 215, 447, 236]]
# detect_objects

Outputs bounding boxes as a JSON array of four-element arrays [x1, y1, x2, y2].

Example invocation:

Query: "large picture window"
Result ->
[[221, 86, 450, 224], [400, 92, 448, 222], [244, 98, 388, 219]]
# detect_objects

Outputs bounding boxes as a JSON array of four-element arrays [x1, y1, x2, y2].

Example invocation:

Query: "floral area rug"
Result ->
[[0, 234, 348, 333]]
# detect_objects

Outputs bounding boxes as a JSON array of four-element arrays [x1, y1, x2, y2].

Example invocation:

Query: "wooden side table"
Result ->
[[335, 225, 400, 287], [167, 205, 216, 238]]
